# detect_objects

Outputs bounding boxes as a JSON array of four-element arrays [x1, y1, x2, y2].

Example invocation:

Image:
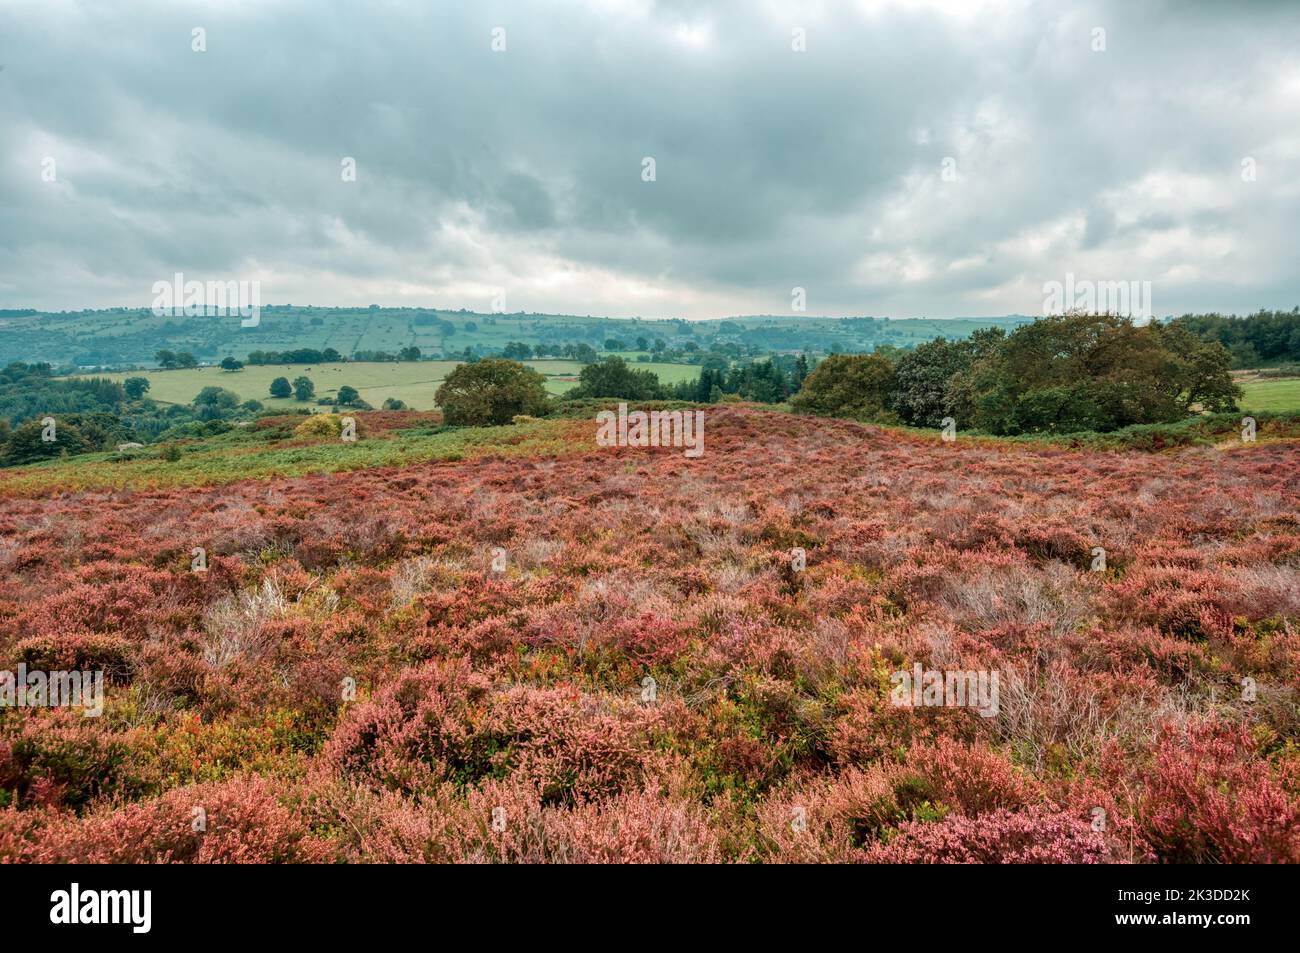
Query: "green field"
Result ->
[[610, 357, 703, 384], [77, 359, 699, 410], [1239, 377, 1300, 413]]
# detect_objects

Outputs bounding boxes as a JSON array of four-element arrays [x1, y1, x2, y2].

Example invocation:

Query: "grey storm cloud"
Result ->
[[1, 0, 1299, 319]]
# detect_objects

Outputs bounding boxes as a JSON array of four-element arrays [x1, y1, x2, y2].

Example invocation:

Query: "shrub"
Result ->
[[862, 806, 1116, 863]]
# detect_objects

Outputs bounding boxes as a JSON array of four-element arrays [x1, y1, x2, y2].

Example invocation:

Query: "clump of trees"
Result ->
[[1172, 308, 1300, 368], [155, 350, 198, 369], [889, 329, 1004, 427], [565, 357, 662, 400], [246, 348, 342, 365], [560, 355, 807, 405], [352, 347, 422, 362], [0, 363, 125, 424], [434, 359, 551, 426], [334, 385, 371, 409], [790, 314, 1240, 435]]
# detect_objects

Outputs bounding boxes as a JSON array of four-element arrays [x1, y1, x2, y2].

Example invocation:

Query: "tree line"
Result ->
[[1169, 308, 1300, 369], [436, 313, 1243, 436]]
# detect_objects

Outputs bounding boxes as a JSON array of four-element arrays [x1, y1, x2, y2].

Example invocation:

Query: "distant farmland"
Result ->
[[73, 358, 701, 410]]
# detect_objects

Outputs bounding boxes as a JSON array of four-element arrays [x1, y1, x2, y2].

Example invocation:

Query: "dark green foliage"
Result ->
[[790, 353, 897, 421], [123, 377, 151, 400], [565, 357, 663, 400], [246, 348, 343, 365], [0, 362, 125, 425], [891, 337, 979, 427], [1, 417, 89, 465], [1172, 308, 1300, 367], [193, 386, 241, 409], [435, 359, 551, 426], [963, 314, 1238, 435]]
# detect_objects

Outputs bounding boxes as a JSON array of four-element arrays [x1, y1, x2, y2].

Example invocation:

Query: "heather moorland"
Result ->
[[1, 405, 1296, 863]]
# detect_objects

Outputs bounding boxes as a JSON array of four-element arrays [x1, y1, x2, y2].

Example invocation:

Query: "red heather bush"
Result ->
[[605, 611, 689, 665], [757, 741, 1042, 863], [313, 770, 723, 864], [326, 660, 662, 803], [905, 739, 1041, 816], [757, 766, 921, 863], [1132, 720, 1300, 863], [0, 712, 141, 811], [863, 807, 1116, 863], [829, 685, 977, 766], [12, 577, 163, 640], [0, 776, 328, 863], [13, 631, 131, 678]]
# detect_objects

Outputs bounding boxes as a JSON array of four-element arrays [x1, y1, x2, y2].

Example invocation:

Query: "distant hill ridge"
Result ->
[[0, 305, 1034, 369]]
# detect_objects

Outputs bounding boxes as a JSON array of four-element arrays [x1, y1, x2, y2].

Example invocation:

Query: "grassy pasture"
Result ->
[[1238, 377, 1300, 413], [72, 358, 699, 410]]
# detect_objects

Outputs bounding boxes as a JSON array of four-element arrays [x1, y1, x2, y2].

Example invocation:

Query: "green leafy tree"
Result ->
[[192, 387, 241, 420], [269, 377, 292, 398], [336, 385, 361, 406], [435, 359, 550, 426], [219, 356, 244, 372], [565, 356, 663, 400], [193, 386, 240, 408], [293, 376, 316, 401], [964, 314, 1239, 435], [891, 337, 976, 427], [790, 353, 896, 421], [1153, 321, 1241, 413], [1, 418, 90, 466], [123, 377, 151, 400]]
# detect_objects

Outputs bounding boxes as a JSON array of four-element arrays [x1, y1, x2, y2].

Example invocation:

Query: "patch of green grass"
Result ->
[[0, 417, 592, 494], [1239, 378, 1300, 413], [74, 359, 701, 408]]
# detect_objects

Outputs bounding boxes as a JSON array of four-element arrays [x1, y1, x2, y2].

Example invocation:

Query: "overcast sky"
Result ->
[[2, 0, 1298, 319]]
